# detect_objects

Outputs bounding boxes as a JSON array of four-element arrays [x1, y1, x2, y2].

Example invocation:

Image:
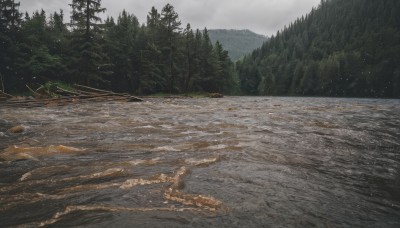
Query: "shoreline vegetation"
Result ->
[[1, 0, 399, 99]]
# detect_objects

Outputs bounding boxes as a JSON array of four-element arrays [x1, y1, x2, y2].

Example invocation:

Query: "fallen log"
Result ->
[[55, 86, 81, 96], [35, 85, 54, 97], [72, 84, 142, 102], [25, 85, 38, 95], [73, 84, 116, 94], [1, 84, 143, 108], [0, 90, 13, 98]]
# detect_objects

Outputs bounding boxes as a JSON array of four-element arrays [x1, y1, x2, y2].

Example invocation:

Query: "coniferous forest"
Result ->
[[1, 0, 399, 98], [0, 0, 236, 95], [237, 0, 400, 98]]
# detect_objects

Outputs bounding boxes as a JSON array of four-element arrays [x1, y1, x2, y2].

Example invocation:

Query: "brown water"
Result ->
[[0, 97, 399, 227]]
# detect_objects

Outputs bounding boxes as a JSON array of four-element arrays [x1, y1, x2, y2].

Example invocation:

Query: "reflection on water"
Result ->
[[0, 97, 400, 227]]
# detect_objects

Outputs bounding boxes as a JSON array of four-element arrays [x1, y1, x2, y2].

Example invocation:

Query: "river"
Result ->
[[0, 97, 399, 227]]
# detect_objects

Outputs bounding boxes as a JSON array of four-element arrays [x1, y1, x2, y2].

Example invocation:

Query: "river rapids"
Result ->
[[0, 97, 399, 227]]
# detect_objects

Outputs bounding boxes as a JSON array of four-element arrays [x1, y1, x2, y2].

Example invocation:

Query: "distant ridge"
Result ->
[[208, 29, 268, 61]]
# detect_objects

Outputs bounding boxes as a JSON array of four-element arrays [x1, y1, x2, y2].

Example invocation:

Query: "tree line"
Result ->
[[237, 0, 400, 98], [2, 0, 399, 98], [0, 0, 237, 95]]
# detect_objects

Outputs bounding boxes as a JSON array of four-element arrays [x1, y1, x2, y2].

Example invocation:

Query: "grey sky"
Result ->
[[18, 0, 320, 36]]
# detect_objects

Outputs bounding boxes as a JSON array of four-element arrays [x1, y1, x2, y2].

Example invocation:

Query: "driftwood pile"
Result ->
[[0, 84, 143, 108]]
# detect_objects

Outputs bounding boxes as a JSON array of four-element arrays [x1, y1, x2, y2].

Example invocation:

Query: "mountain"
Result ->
[[237, 0, 400, 98], [208, 29, 268, 61]]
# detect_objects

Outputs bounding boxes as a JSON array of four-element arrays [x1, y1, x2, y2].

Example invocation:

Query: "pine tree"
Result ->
[[137, 7, 165, 94], [199, 28, 217, 92], [160, 3, 181, 93], [0, 0, 22, 33], [68, 0, 111, 86], [48, 10, 69, 54], [104, 10, 140, 92], [0, 0, 22, 92], [16, 10, 63, 84], [213, 41, 234, 93], [183, 23, 194, 93]]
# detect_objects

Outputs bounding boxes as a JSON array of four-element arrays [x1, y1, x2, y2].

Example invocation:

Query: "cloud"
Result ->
[[18, 0, 320, 35]]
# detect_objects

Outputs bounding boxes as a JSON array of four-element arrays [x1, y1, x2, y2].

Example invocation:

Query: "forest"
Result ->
[[237, 0, 400, 98], [0, 0, 237, 95], [1, 0, 399, 98]]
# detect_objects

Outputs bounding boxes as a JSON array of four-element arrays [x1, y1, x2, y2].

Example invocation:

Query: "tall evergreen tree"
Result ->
[[160, 3, 181, 93], [48, 10, 69, 55], [0, 0, 21, 33], [213, 41, 235, 93], [68, 0, 111, 86], [182, 23, 195, 93], [198, 28, 217, 92], [0, 0, 21, 92], [104, 10, 140, 92], [137, 7, 165, 94], [16, 10, 63, 84]]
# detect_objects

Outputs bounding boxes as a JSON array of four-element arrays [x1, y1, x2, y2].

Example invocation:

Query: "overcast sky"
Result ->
[[18, 0, 320, 36]]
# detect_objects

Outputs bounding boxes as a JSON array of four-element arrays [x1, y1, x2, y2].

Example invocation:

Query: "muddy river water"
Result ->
[[0, 97, 399, 227]]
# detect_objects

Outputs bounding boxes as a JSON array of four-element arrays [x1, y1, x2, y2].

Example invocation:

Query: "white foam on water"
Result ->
[[152, 146, 181, 152], [207, 144, 228, 150]]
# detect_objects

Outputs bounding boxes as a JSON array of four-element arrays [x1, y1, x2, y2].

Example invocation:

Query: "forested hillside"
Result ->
[[237, 0, 400, 97], [2, 0, 399, 97], [0, 0, 236, 95], [208, 29, 267, 61]]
